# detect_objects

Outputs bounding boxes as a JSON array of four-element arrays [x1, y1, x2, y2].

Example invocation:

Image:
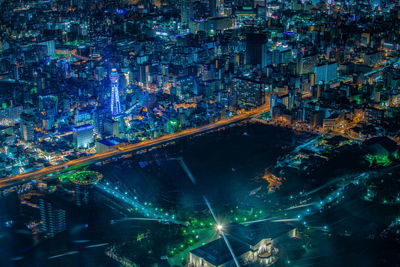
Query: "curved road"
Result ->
[[0, 105, 269, 188]]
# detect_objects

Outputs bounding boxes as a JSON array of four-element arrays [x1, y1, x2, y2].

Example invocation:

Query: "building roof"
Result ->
[[226, 222, 292, 247], [190, 236, 249, 266], [98, 137, 123, 147], [72, 124, 94, 132], [190, 222, 293, 265]]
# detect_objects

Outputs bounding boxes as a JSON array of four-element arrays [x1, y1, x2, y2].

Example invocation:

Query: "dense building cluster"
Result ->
[[1, 0, 400, 177], [1, 1, 400, 265]]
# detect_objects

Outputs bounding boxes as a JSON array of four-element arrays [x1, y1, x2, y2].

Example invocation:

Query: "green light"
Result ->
[[365, 154, 392, 167]]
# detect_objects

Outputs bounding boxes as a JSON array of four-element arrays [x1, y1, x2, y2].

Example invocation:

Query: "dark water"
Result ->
[[2, 123, 399, 266], [0, 123, 310, 266]]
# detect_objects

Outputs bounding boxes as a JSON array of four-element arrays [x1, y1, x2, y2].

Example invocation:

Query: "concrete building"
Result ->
[[104, 118, 120, 137], [72, 124, 94, 149], [20, 122, 34, 142], [95, 137, 123, 153], [313, 62, 338, 83]]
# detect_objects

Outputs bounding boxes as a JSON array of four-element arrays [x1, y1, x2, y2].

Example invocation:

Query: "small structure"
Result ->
[[189, 222, 298, 266]]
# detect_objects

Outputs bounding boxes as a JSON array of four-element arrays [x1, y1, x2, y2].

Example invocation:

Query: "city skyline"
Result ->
[[0, 0, 400, 266]]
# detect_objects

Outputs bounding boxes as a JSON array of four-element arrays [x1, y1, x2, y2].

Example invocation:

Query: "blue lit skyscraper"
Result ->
[[110, 68, 122, 116]]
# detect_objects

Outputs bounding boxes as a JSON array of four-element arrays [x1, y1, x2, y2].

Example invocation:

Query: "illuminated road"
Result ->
[[0, 105, 268, 188]]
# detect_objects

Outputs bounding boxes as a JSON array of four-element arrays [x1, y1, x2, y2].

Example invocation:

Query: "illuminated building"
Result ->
[[181, 0, 192, 29], [232, 77, 266, 109], [72, 124, 94, 149], [190, 16, 235, 34], [74, 108, 93, 126], [110, 68, 122, 116], [104, 118, 120, 138], [94, 108, 107, 136], [20, 122, 34, 142], [313, 62, 338, 83], [297, 54, 318, 75], [364, 107, 384, 126], [0, 105, 23, 126], [189, 222, 296, 267], [39, 40, 56, 59], [95, 137, 123, 153]]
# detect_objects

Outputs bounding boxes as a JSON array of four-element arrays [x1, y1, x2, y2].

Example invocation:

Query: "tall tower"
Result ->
[[110, 68, 122, 116]]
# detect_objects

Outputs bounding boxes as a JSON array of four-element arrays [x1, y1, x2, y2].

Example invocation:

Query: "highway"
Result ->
[[0, 105, 269, 189]]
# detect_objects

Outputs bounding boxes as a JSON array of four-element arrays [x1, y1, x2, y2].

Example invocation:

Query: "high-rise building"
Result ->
[[181, 0, 191, 29], [39, 40, 56, 59], [246, 33, 268, 68], [313, 62, 338, 83], [104, 118, 120, 138], [210, 0, 217, 17], [72, 124, 94, 149], [20, 122, 34, 142], [94, 108, 107, 136], [232, 77, 266, 109], [297, 54, 318, 75], [110, 69, 122, 116]]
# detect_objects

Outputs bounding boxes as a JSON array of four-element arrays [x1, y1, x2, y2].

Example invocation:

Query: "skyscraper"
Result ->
[[313, 62, 338, 83], [210, 0, 217, 17], [110, 68, 122, 116], [20, 122, 34, 142], [181, 0, 191, 29], [72, 124, 94, 149], [246, 33, 268, 68]]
